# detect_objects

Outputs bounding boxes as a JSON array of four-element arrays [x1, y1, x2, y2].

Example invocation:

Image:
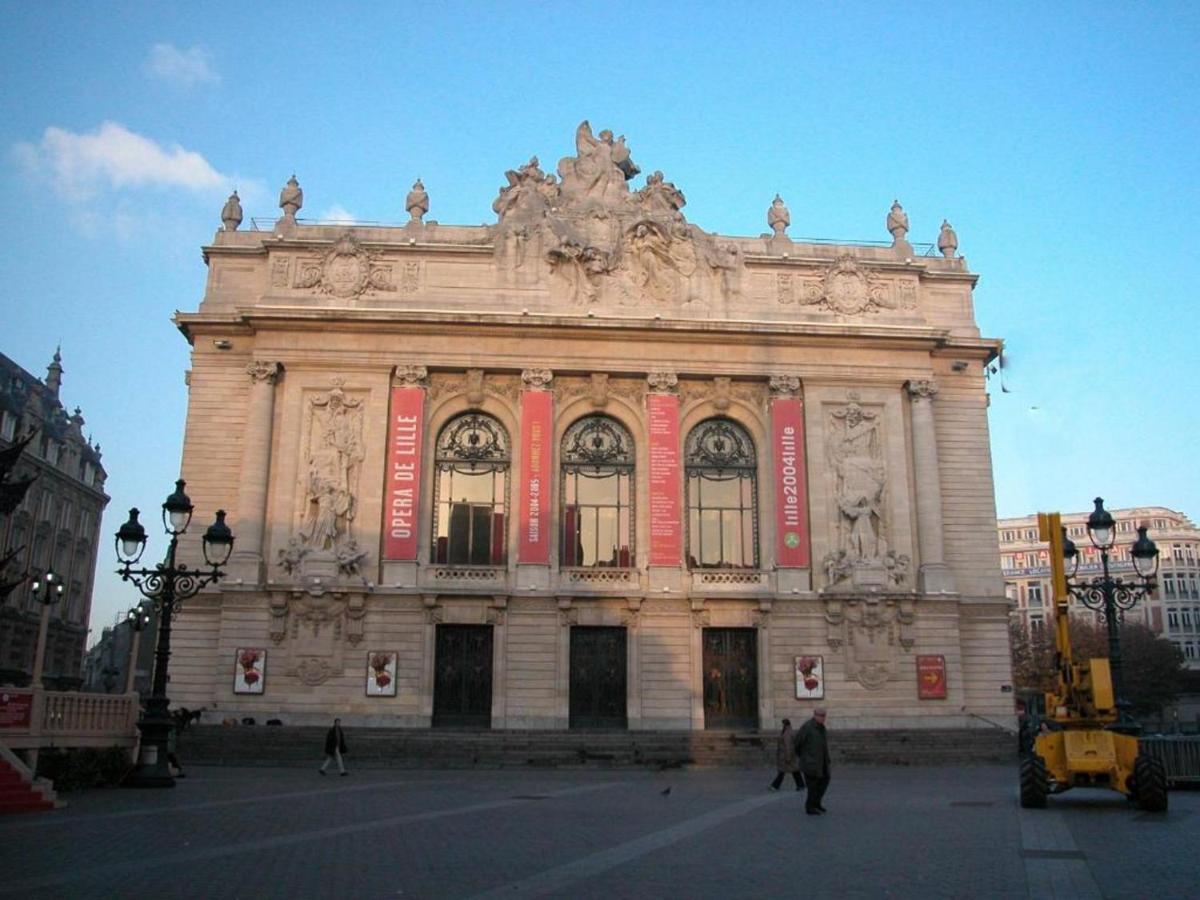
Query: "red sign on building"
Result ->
[[383, 386, 425, 560], [647, 393, 682, 566], [519, 390, 553, 564], [771, 396, 810, 567], [917, 655, 948, 700]]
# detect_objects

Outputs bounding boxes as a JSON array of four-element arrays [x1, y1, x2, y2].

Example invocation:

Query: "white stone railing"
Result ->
[[0, 689, 139, 750], [690, 569, 773, 592]]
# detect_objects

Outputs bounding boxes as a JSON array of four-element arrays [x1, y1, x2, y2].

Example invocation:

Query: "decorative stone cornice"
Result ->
[[646, 371, 678, 394], [392, 364, 429, 387], [521, 368, 554, 390], [768, 375, 800, 397], [246, 361, 281, 384], [905, 379, 939, 401]]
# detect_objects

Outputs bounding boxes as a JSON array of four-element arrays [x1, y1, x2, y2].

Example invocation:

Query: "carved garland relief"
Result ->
[[290, 233, 400, 298]]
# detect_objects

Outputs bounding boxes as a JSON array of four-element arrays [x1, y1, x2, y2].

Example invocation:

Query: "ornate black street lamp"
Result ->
[[116, 480, 233, 787], [1059, 497, 1159, 730], [30, 570, 64, 688]]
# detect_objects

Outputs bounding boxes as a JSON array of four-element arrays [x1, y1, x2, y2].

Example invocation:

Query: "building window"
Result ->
[[560, 415, 634, 568], [684, 418, 758, 569], [1164, 575, 1176, 598], [1182, 608, 1194, 631], [1029, 614, 1044, 633], [1027, 583, 1044, 607], [431, 413, 510, 566], [0, 411, 14, 441], [1167, 608, 1180, 631]]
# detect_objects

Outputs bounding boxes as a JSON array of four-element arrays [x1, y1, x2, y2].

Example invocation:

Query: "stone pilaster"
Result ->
[[906, 379, 955, 593], [229, 361, 281, 584]]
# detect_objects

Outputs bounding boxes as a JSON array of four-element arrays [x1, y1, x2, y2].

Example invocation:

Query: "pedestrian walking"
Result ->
[[795, 707, 831, 815], [319, 717, 349, 776], [769, 718, 805, 791]]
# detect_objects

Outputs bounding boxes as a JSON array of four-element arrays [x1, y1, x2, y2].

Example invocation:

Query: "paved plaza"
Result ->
[[1, 763, 1196, 899]]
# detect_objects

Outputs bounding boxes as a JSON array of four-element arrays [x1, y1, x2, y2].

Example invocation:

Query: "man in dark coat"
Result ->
[[319, 717, 349, 776], [795, 708, 831, 814]]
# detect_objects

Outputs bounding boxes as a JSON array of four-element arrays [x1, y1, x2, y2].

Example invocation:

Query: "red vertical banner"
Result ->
[[917, 655, 948, 699], [772, 396, 810, 567], [384, 387, 425, 560], [519, 390, 553, 564], [647, 393, 682, 566]]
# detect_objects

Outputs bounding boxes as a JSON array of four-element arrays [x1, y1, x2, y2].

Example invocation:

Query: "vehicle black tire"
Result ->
[[1134, 755, 1168, 812], [1019, 754, 1049, 809]]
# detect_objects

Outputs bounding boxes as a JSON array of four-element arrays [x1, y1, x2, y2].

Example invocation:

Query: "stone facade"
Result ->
[[170, 124, 1010, 730], [0, 350, 109, 687]]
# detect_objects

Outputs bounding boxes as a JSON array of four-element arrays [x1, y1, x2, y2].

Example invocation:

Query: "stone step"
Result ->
[[179, 726, 1014, 768]]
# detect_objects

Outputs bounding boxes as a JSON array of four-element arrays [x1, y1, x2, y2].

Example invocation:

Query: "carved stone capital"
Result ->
[[247, 361, 281, 384], [647, 371, 678, 394], [905, 379, 939, 402], [521, 368, 554, 390], [692, 609, 711, 629], [393, 365, 429, 387], [560, 608, 579, 627], [768, 375, 801, 397]]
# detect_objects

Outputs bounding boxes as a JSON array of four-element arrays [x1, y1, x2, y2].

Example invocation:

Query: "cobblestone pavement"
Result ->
[[1, 764, 1195, 899]]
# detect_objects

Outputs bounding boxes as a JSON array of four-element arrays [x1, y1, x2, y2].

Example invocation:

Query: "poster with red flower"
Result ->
[[366, 651, 398, 697], [794, 655, 824, 699], [233, 648, 267, 694]]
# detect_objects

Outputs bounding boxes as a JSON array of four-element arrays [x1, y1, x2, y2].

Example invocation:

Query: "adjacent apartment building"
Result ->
[[167, 123, 1009, 732], [0, 350, 108, 687], [999, 506, 1200, 666]]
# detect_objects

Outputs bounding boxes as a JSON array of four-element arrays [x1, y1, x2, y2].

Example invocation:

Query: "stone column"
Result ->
[[906, 379, 955, 593], [229, 361, 281, 584]]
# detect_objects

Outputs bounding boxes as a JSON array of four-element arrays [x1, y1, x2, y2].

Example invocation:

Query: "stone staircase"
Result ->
[[0, 753, 60, 814], [180, 725, 1014, 769]]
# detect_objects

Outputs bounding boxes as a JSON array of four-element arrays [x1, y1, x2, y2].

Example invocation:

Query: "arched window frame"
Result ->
[[559, 415, 635, 568], [431, 412, 511, 566], [684, 417, 759, 569]]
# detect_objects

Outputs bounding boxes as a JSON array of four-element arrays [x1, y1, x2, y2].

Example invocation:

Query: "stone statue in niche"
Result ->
[[823, 394, 908, 590], [299, 384, 365, 554]]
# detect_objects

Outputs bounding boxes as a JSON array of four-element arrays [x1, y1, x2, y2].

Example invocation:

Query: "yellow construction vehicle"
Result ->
[[1019, 511, 1168, 810]]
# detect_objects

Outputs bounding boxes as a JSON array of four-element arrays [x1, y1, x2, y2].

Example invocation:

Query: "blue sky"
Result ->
[[2, 2, 1197, 640]]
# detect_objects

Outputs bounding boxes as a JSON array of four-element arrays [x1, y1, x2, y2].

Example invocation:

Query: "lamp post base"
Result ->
[[122, 708, 176, 789]]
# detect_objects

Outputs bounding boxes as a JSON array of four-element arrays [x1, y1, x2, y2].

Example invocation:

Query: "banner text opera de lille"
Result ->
[[385, 387, 811, 567]]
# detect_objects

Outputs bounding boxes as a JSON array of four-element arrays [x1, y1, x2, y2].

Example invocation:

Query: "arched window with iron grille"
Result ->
[[432, 412, 510, 566], [560, 415, 634, 568], [685, 418, 758, 569]]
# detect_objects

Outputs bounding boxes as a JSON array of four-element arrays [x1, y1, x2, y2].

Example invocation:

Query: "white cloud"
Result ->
[[321, 205, 356, 223], [14, 121, 229, 201], [145, 43, 219, 87]]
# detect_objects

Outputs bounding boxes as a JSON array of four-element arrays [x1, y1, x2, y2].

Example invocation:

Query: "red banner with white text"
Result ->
[[772, 396, 810, 567], [519, 390, 553, 563], [383, 387, 425, 559], [647, 393, 682, 566]]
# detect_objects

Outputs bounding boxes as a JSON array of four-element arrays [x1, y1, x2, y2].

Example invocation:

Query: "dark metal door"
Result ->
[[432, 625, 493, 728], [570, 627, 628, 729], [702, 628, 759, 729]]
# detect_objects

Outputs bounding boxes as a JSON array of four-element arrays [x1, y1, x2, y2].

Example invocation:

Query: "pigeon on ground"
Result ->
[[660, 786, 672, 796]]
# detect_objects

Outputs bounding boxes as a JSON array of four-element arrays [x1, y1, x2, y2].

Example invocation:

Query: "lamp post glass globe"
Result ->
[[202, 509, 234, 566], [1087, 497, 1116, 550], [1060, 528, 1079, 578], [162, 479, 194, 535], [116, 508, 148, 563], [1131, 525, 1160, 578]]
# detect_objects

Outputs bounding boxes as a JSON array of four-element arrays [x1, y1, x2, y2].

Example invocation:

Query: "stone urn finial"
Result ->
[[767, 194, 790, 237], [886, 199, 909, 243], [221, 190, 243, 231], [279, 174, 303, 220], [937, 219, 958, 258], [405, 178, 429, 224]]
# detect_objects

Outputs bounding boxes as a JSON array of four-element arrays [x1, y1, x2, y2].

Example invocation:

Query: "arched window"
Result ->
[[685, 418, 758, 569], [560, 415, 634, 567], [432, 413, 510, 566]]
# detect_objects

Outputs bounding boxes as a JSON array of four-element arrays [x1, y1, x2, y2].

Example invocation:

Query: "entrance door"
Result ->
[[432, 625, 493, 728], [702, 628, 759, 729], [569, 626, 628, 729]]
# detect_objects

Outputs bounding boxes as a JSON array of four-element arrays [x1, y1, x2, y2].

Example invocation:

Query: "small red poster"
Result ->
[[771, 396, 810, 567], [384, 386, 425, 560], [647, 393, 682, 566], [0, 691, 34, 729], [519, 390, 553, 564], [917, 655, 948, 700]]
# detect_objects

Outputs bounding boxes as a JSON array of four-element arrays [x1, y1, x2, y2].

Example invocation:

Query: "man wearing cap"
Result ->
[[795, 707, 831, 815]]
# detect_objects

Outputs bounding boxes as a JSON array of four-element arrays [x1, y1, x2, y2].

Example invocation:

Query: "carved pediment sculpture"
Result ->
[[293, 233, 396, 298], [492, 123, 745, 308], [824, 595, 916, 690], [794, 255, 896, 318]]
